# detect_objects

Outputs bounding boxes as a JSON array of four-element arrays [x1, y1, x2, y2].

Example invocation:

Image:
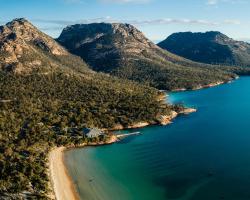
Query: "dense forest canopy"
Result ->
[[0, 19, 173, 199], [0, 70, 173, 198]]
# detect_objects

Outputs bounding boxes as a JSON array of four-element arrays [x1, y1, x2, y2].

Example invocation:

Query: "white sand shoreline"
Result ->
[[48, 137, 119, 200], [49, 147, 79, 200]]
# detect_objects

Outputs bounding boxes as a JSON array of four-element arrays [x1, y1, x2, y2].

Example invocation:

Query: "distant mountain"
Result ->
[[158, 31, 250, 67], [57, 23, 238, 90], [0, 18, 90, 74]]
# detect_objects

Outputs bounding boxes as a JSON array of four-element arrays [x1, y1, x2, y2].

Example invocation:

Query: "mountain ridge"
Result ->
[[0, 18, 90, 74], [158, 31, 250, 67], [57, 22, 240, 90]]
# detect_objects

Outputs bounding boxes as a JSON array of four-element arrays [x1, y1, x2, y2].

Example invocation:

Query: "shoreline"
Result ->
[[49, 135, 119, 200], [48, 108, 197, 200], [49, 147, 80, 200], [48, 79, 231, 200], [171, 77, 238, 92]]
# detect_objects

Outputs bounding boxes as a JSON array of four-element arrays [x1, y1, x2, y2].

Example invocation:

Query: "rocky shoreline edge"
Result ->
[[171, 77, 238, 92]]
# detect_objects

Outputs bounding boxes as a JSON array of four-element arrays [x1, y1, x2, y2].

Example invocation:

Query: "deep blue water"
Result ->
[[65, 77, 250, 200]]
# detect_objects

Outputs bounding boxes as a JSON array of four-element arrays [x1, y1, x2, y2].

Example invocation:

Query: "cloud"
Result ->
[[34, 17, 241, 34], [223, 19, 241, 25], [35, 19, 74, 25], [237, 37, 250, 43], [128, 18, 242, 26], [34, 17, 115, 26], [130, 18, 220, 26], [34, 17, 242, 29], [206, 0, 247, 6]]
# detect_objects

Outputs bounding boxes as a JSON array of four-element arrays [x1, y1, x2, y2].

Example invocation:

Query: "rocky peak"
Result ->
[[58, 22, 156, 51], [111, 23, 153, 45], [6, 18, 32, 30], [60, 22, 142, 39], [0, 18, 69, 73], [1, 18, 39, 42], [208, 31, 231, 43], [0, 18, 67, 56]]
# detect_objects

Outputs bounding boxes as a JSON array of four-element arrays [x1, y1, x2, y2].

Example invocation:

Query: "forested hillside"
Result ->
[[0, 19, 173, 199]]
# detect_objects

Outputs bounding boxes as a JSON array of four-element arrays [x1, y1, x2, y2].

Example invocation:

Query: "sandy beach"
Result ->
[[48, 137, 119, 200], [49, 147, 79, 200]]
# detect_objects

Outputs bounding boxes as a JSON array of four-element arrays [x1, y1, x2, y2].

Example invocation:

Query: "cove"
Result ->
[[64, 77, 250, 200]]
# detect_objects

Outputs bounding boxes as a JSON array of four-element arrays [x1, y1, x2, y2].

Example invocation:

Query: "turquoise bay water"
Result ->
[[65, 77, 250, 200]]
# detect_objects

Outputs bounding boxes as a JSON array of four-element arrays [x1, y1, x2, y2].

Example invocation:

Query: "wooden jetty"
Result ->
[[116, 132, 141, 139]]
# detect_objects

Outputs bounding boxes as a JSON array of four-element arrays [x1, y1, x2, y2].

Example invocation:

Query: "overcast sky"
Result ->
[[0, 0, 250, 42]]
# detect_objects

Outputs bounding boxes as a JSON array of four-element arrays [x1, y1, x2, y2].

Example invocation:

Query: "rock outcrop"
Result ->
[[57, 23, 159, 72], [0, 18, 89, 73], [157, 111, 178, 125]]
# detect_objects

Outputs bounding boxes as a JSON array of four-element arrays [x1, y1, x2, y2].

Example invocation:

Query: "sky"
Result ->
[[0, 0, 250, 42]]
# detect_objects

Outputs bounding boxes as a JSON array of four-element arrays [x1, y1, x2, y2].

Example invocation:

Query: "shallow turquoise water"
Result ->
[[65, 77, 250, 200]]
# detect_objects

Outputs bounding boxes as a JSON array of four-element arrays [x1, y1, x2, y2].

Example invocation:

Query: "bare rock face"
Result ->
[[1, 18, 67, 55], [58, 23, 156, 50], [0, 18, 69, 73], [57, 22, 161, 72], [157, 111, 178, 125]]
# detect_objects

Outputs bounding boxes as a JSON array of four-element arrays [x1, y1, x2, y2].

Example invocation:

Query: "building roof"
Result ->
[[83, 128, 103, 138]]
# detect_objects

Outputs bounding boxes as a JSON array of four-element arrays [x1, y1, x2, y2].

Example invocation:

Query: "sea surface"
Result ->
[[64, 77, 250, 200]]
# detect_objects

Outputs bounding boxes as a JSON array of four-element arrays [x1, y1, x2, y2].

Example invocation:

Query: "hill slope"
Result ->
[[158, 31, 250, 67], [0, 19, 175, 199], [57, 23, 238, 90], [0, 18, 90, 74]]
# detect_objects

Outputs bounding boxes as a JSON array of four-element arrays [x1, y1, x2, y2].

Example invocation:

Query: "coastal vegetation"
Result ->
[[0, 70, 174, 198], [0, 18, 178, 199]]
